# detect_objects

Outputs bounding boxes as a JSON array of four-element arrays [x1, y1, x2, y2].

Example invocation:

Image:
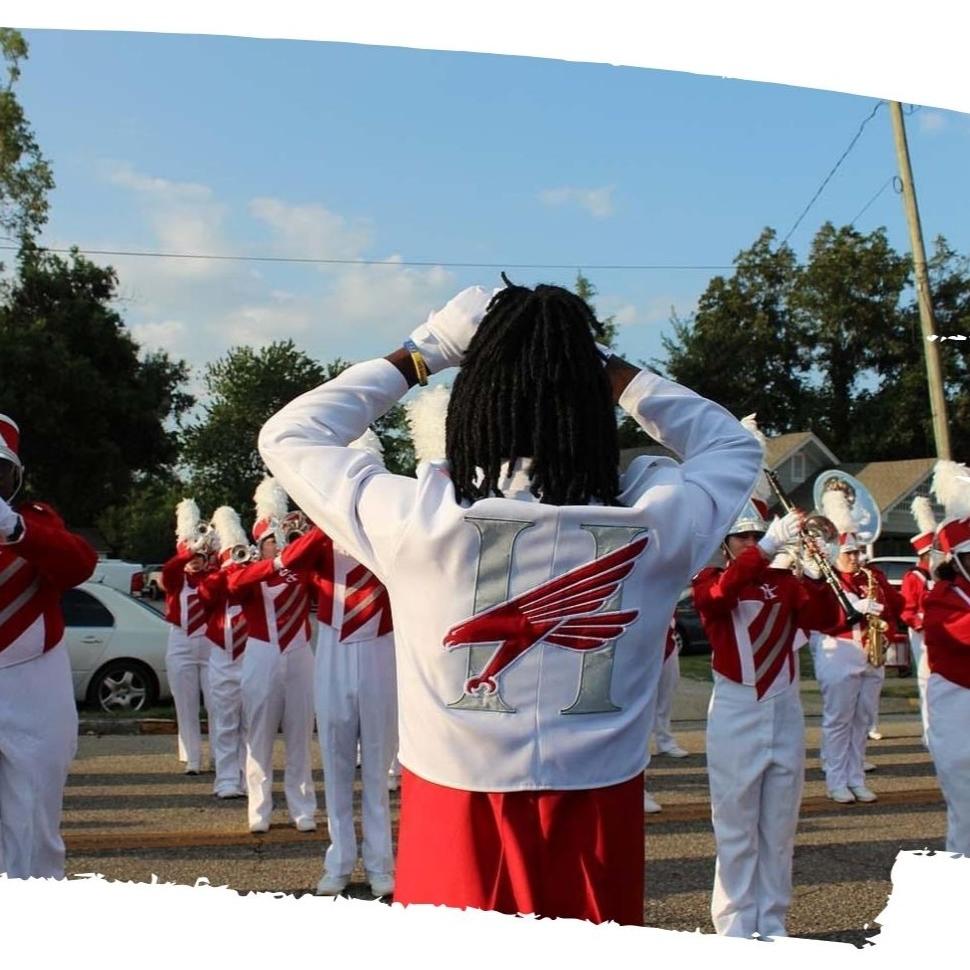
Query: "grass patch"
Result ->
[[679, 653, 713, 682]]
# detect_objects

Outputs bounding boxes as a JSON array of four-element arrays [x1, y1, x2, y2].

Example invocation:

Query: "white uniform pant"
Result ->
[[815, 637, 884, 791], [651, 647, 680, 753], [165, 627, 211, 770], [706, 673, 804, 938], [910, 630, 930, 746], [241, 639, 317, 829], [315, 627, 397, 877], [207, 645, 246, 795], [0, 644, 78, 879], [926, 673, 970, 855]]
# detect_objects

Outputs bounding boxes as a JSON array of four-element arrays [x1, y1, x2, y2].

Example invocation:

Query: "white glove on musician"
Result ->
[[757, 510, 802, 559], [851, 597, 884, 616], [408, 286, 496, 374], [799, 555, 822, 581], [0, 496, 22, 541]]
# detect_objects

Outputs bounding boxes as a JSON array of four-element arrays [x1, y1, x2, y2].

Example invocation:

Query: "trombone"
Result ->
[[763, 469, 864, 625]]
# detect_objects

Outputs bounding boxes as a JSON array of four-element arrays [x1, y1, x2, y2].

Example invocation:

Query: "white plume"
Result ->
[[740, 413, 773, 502], [349, 428, 385, 460], [740, 413, 766, 449], [911, 495, 938, 536], [821, 487, 857, 535], [406, 385, 451, 463], [175, 498, 201, 543], [253, 476, 289, 523], [211, 506, 248, 551], [932, 459, 970, 519]]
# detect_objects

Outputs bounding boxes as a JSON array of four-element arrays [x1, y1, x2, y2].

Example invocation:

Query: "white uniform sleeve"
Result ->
[[618, 370, 762, 574], [258, 358, 417, 577]]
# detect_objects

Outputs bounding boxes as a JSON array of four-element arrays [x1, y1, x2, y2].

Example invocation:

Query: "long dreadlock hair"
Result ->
[[445, 274, 620, 506]]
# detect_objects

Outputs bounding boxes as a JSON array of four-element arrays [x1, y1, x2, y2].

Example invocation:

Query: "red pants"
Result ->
[[394, 768, 644, 925]]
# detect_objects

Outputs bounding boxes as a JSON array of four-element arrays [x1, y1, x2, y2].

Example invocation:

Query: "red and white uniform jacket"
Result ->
[[259, 357, 762, 792], [823, 566, 905, 647], [901, 567, 934, 633], [198, 568, 249, 660], [286, 528, 393, 643], [225, 539, 314, 653], [924, 575, 970, 689], [161, 550, 211, 638], [693, 547, 839, 700], [0, 501, 97, 669]]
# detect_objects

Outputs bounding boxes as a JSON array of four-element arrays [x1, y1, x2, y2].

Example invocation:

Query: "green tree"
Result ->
[[97, 476, 187, 563], [662, 228, 809, 434], [180, 344, 417, 525], [851, 235, 970, 459], [0, 244, 193, 523], [180, 342, 331, 516], [790, 223, 911, 459], [0, 29, 54, 254], [574, 271, 619, 349]]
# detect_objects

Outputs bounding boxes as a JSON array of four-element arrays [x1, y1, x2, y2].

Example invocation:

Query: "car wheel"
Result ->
[[88, 660, 159, 713]]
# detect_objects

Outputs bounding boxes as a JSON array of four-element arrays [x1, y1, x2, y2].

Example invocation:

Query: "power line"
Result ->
[[782, 100, 887, 244], [848, 175, 895, 226], [0, 244, 733, 273]]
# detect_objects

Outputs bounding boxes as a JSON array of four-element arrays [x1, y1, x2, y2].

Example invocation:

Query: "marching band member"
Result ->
[[259, 280, 761, 925], [643, 618, 686, 814], [923, 461, 970, 855], [814, 488, 903, 804], [901, 496, 938, 746], [227, 478, 318, 834], [197, 506, 251, 799], [693, 465, 839, 938], [161, 499, 216, 775], [285, 431, 397, 898], [0, 414, 97, 878]]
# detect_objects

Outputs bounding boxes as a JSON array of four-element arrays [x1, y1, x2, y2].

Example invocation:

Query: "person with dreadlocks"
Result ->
[[258, 278, 761, 924]]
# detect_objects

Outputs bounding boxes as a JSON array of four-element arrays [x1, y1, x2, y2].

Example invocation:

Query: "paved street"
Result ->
[[64, 700, 944, 946]]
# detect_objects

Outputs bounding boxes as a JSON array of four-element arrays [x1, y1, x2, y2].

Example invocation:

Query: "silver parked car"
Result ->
[[62, 582, 172, 712]]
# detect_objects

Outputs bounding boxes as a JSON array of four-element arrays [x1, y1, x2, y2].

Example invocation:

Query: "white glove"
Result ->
[[799, 556, 822, 581], [757, 510, 802, 558], [852, 598, 884, 616], [408, 286, 495, 374], [0, 497, 21, 540]]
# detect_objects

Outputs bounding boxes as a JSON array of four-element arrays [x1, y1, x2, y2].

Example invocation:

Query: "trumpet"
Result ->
[[763, 469, 865, 626], [281, 511, 310, 543], [190, 522, 218, 555], [230, 543, 256, 564]]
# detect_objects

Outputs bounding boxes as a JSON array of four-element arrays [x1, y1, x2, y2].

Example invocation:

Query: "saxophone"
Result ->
[[859, 566, 890, 667]]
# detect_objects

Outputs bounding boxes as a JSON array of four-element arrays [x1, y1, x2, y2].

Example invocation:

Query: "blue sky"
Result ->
[[13, 29, 970, 391]]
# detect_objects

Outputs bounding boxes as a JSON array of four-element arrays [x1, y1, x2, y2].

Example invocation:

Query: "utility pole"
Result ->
[[889, 101, 951, 459]]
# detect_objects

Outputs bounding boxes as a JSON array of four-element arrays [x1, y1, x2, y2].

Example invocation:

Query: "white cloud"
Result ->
[[78, 161, 464, 383], [539, 185, 616, 219], [129, 319, 189, 355], [917, 110, 948, 133], [99, 160, 231, 278], [248, 197, 372, 260]]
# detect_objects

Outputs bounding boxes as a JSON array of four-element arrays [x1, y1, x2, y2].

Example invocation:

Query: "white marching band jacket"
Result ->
[[259, 358, 761, 792]]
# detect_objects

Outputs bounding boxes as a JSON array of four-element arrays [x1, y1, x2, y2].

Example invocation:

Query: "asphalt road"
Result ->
[[62, 712, 944, 945]]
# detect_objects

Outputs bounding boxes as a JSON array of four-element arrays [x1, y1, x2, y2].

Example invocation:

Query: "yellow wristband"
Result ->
[[403, 340, 430, 386]]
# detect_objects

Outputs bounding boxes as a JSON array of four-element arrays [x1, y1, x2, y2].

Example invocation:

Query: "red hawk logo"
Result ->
[[443, 536, 648, 695]]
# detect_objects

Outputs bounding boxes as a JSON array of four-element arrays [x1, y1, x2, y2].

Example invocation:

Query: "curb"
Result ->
[[80, 718, 186, 736]]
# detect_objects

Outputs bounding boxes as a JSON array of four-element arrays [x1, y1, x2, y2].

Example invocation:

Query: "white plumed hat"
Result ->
[[405, 385, 451, 464], [175, 498, 202, 549]]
